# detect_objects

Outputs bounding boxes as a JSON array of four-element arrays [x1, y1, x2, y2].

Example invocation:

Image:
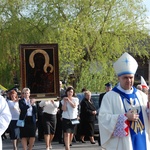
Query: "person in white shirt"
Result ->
[[39, 99, 59, 150], [7, 90, 20, 150], [61, 86, 79, 150], [0, 95, 11, 150], [98, 52, 150, 150]]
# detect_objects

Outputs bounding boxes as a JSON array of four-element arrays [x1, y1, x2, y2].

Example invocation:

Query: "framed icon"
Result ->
[[20, 44, 59, 99]]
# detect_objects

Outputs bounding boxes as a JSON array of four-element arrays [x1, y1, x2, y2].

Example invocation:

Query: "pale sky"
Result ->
[[144, 0, 150, 15], [143, 0, 150, 30]]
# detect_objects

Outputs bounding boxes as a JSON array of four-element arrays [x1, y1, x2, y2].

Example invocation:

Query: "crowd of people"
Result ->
[[1, 52, 150, 150], [0, 81, 98, 150]]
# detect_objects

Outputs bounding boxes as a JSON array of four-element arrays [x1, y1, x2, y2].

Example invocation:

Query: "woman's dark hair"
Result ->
[[65, 86, 75, 96]]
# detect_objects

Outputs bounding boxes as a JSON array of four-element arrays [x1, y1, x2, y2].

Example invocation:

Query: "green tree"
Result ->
[[0, 0, 149, 92]]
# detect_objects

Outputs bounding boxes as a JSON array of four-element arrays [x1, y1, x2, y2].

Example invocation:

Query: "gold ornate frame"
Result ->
[[20, 44, 59, 99]]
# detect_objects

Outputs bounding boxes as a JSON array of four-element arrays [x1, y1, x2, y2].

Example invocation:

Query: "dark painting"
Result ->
[[20, 44, 59, 99]]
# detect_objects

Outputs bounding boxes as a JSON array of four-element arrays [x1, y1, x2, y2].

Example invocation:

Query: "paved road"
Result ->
[[3, 138, 102, 150]]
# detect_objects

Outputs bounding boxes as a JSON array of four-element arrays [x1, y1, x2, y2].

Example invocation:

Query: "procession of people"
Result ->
[[1, 52, 150, 150]]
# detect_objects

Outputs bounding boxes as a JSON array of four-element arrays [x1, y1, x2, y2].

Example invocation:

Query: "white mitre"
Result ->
[[113, 52, 138, 76]]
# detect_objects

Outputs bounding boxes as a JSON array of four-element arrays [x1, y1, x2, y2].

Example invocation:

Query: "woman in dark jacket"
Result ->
[[19, 88, 37, 150], [80, 90, 97, 144]]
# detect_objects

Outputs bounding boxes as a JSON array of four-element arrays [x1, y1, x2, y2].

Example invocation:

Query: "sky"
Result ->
[[144, 0, 150, 15], [143, 0, 150, 29]]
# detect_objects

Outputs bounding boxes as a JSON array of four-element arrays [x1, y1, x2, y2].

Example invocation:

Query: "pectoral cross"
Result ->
[[130, 98, 137, 114], [130, 98, 144, 134]]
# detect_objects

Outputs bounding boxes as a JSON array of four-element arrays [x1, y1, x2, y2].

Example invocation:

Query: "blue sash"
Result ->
[[113, 87, 147, 150]]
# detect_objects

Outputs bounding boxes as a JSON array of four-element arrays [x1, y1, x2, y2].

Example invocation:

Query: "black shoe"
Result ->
[[90, 141, 96, 144]]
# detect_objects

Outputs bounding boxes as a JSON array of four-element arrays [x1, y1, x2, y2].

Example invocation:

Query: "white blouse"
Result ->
[[39, 100, 59, 115], [7, 100, 20, 120], [61, 97, 79, 119]]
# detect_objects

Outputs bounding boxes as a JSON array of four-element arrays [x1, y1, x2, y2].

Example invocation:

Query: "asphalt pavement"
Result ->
[[3, 137, 102, 150]]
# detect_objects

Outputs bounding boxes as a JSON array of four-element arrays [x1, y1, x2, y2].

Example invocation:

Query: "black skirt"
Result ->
[[20, 116, 36, 138], [9, 120, 20, 140], [62, 118, 75, 133], [42, 113, 57, 134], [80, 120, 94, 136]]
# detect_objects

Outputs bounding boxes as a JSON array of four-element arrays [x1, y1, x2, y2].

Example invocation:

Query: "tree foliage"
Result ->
[[0, 0, 149, 92]]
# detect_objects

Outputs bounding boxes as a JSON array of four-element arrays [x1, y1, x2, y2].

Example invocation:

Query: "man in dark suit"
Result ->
[[98, 82, 112, 146], [55, 81, 66, 144], [99, 82, 112, 108], [36, 101, 44, 141]]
